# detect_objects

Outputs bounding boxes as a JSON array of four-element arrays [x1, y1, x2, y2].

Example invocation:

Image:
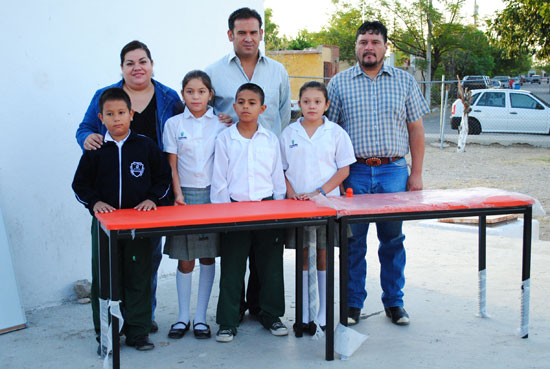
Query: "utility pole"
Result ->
[[425, 0, 432, 106], [474, 0, 479, 26]]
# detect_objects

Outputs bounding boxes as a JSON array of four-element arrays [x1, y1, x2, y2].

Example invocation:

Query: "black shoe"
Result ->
[[150, 320, 158, 334], [385, 306, 410, 325], [168, 321, 190, 339], [193, 321, 211, 339], [292, 321, 317, 336], [348, 307, 361, 326], [126, 335, 154, 351]]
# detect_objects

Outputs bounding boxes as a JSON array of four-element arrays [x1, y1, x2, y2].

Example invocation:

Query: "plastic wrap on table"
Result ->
[[312, 188, 544, 218]]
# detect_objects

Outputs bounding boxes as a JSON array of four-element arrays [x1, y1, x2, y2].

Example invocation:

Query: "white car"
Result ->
[[450, 89, 550, 134]]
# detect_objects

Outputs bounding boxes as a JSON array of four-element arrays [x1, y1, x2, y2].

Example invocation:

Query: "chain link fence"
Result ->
[[289, 75, 550, 146]]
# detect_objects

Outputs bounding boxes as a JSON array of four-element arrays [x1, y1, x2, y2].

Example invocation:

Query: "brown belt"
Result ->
[[356, 157, 402, 167]]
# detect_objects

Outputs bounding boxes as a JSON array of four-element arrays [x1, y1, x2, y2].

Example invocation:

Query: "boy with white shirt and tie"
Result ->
[[210, 83, 287, 342]]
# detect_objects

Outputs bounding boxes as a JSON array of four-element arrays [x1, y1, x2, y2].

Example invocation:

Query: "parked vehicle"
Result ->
[[290, 99, 301, 120], [524, 75, 532, 83], [531, 75, 541, 84], [490, 79, 502, 89], [492, 76, 510, 88], [450, 89, 550, 135], [462, 75, 491, 90]]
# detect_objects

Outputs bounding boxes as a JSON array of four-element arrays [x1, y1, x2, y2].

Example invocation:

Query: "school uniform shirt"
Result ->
[[162, 107, 227, 188], [210, 123, 286, 203], [280, 117, 356, 197], [72, 130, 172, 215]]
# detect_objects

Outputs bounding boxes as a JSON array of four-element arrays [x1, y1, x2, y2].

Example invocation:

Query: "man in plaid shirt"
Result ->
[[327, 20, 429, 327]]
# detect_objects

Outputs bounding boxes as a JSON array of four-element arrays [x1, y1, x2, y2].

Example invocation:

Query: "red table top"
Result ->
[[96, 188, 536, 230], [312, 187, 535, 216], [96, 199, 336, 230]]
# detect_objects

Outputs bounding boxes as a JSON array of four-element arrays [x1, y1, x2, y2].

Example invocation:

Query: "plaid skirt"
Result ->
[[163, 186, 220, 260]]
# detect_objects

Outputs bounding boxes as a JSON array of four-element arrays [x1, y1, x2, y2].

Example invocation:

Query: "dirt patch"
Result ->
[[417, 142, 550, 240]]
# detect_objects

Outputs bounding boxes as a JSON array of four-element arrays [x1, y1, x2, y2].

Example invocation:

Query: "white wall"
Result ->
[[0, 0, 263, 310]]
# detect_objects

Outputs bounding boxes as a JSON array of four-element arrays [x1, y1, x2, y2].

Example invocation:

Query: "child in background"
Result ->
[[72, 87, 172, 351], [279, 81, 355, 333], [211, 83, 287, 342], [162, 70, 227, 339]]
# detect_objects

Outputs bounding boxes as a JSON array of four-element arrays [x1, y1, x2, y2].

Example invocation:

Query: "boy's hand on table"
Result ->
[[93, 201, 116, 213], [84, 133, 104, 150], [295, 192, 317, 200], [134, 200, 157, 211]]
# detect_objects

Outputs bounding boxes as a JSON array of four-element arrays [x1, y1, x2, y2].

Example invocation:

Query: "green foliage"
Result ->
[[488, 0, 550, 61], [264, 8, 287, 51], [287, 30, 316, 50], [491, 48, 532, 76]]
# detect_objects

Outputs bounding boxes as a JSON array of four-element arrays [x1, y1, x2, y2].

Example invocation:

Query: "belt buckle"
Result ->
[[366, 157, 382, 166]]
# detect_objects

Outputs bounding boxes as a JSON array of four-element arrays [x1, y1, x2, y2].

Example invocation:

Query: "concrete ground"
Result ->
[[2, 221, 550, 369]]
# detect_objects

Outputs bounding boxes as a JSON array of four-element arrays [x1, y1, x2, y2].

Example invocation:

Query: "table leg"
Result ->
[[520, 206, 532, 338], [295, 227, 303, 337], [326, 219, 335, 361], [339, 218, 348, 327], [109, 235, 120, 369], [98, 225, 110, 357], [478, 216, 487, 318]]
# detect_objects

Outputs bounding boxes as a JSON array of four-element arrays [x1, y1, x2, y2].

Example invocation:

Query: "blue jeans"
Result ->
[[343, 159, 409, 309]]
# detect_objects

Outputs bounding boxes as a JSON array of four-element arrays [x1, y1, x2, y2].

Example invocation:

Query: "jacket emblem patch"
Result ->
[[130, 162, 145, 177]]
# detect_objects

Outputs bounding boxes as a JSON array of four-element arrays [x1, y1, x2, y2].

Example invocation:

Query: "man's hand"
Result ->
[[134, 199, 157, 211], [84, 133, 104, 150], [407, 172, 423, 191], [218, 113, 233, 126]]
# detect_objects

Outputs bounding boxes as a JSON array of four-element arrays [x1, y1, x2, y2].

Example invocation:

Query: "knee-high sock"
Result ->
[[175, 269, 192, 329], [317, 270, 326, 326], [302, 270, 309, 323], [194, 263, 215, 324]]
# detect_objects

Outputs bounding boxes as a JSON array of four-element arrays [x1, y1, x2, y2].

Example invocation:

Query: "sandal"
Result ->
[[168, 321, 190, 339], [193, 321, 211, 339]]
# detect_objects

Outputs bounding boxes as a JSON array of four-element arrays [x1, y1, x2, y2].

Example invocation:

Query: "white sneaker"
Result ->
[[216, 329, 234, 342], [269, 321, 288, 336]]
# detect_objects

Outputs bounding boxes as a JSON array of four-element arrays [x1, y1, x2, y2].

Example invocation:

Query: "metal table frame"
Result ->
[[98, 212, 337, 369], [337, 205, 533, 338]]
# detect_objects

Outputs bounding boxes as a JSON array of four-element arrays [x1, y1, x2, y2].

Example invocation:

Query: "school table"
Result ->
[[96, 199, 338, 369], [318, 187, 536, 338]]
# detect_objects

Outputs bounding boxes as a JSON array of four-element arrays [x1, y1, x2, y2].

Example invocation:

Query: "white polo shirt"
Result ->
[[162, 107, 227, 188], [210, 123, 286, 203], [280, 117, 356, 197]]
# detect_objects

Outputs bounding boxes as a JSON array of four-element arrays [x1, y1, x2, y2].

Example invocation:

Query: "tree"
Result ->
[[307, 0, 373, 63], [264, 8, 287, 51], [287, 30, 315, 50], [380, 0, 467, 80], [488, 0, 550, 60]]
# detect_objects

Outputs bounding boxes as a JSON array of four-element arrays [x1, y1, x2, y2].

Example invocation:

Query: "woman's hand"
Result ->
[[84, 133, 104, 150]]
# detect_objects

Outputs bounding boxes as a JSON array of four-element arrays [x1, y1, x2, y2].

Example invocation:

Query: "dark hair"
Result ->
[[356, 21, 388, 43], [235, 83, 265, 105], [228, 7, 262, 31], [99, 88, 131, 113], [181, 70, 214, 93], [299, 81, 328, 101], [120, 40, 152, 66]]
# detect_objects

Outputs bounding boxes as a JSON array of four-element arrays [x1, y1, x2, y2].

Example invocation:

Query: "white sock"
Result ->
[[317, 270, 326, 326], [302, 270, 309, 323], [194, 263, 215, 325], [175, 269, 192, 329]]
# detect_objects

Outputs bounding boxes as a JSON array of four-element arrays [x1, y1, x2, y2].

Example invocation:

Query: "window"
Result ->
[[510, 93, 541, 109], [476, 92, 505, 107]]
